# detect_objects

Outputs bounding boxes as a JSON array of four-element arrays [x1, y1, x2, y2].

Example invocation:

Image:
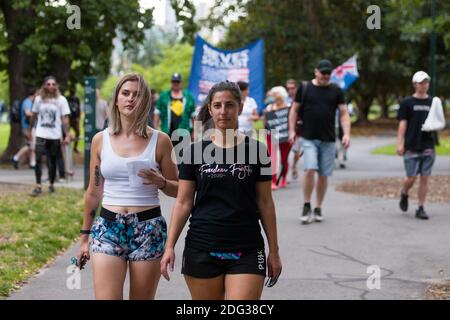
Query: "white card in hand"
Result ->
[[126, 159, 151, 187]]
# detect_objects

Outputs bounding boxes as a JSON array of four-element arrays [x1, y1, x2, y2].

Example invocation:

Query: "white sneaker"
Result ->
[[313, 208, 323, 222], [300, 206, 313, 224]]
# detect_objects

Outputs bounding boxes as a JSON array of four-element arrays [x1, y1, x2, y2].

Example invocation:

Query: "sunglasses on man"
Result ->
[[320, 70, 331, 76]]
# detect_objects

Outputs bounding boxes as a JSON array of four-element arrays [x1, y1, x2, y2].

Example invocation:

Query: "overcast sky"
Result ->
[[140, 0, 213, 25]]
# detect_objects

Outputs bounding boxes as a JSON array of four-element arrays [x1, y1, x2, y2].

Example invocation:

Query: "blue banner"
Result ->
[[188, 35, 265, 109]]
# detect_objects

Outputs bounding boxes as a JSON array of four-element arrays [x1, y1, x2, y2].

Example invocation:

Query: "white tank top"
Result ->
[[101, 129, 160, 206]]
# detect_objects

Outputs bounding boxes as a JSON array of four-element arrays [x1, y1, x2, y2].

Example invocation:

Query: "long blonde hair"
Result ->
[[108, 73, 151, 138]]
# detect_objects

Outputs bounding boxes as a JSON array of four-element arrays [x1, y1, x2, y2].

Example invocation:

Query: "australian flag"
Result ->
[[331, 55, 359, 92]]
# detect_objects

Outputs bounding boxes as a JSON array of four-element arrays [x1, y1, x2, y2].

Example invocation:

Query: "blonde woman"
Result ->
[[77, 74, 178, 299], [264, 86, 291, 190]]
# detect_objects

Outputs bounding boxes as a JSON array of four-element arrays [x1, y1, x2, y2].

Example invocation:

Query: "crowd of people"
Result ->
[[5, 58, 441, 300]]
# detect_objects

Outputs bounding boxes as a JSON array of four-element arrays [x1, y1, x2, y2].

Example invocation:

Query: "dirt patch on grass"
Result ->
[[425, 281, 450, 300], [336, 175, 450, 203], [0, 183, 30, 195]]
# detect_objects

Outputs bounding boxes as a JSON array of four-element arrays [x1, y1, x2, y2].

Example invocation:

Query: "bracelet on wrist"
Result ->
[[80, 229, 91, 235]]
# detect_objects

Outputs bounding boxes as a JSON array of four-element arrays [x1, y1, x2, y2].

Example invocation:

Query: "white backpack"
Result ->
[[421, 97, 446, 131]]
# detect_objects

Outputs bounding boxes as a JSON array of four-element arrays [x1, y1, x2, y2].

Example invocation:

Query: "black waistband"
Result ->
[[100, 207, 161, 222]]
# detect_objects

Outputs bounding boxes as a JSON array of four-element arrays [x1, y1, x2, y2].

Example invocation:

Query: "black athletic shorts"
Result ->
[[181, 246, 266, 279]]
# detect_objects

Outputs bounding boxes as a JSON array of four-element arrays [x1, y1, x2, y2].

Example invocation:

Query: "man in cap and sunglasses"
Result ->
[[288, 59, 351, 224], [154, 73, 196, 146]]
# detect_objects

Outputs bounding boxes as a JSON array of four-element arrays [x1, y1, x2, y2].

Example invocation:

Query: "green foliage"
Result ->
[[127, 26, 179, 68], [0, 123, 8, 153], [0, 71, 8, 105], [0, 187, 84, 297], [1, 0, 153, 89], [216, 0, 450, 122], [170, 0, 199, 45], [136, 43, 194, 92], [99, 75, 119, 102], [101, 43, 194, 96]]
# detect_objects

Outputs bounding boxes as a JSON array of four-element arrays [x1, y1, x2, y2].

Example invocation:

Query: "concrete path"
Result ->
[[3, 136, 450, 300]]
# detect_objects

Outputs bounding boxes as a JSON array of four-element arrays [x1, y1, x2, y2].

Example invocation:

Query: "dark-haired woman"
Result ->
[[161, 81, 282, 300]]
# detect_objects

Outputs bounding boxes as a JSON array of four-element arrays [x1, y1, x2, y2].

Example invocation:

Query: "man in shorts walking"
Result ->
[[288, 59, 351, 224], [397, 71, 435, 220]]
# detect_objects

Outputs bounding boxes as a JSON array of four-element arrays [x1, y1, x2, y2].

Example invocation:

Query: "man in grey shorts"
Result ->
[[397, 71, 435, 220], [288, 60, 351, 224]]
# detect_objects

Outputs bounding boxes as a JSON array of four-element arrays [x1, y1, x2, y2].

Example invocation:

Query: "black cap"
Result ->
[[317, 59, 333, 72], [171, 73, 182, 82]]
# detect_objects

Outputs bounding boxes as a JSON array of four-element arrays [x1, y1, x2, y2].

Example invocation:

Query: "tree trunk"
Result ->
[[51, 58, 72, 92], [0, 1, 36, 163], [379, 94, 389, 119], [355, 96, 375, 124]]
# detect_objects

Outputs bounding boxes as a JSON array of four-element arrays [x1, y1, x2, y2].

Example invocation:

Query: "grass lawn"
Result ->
[[372, 138, 450, 156], [0, 123, 9, 154], [0, 186, 84, 298]]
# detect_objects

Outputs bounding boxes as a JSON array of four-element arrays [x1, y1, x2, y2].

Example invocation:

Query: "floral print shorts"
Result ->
[[90, 208, 167, 261]]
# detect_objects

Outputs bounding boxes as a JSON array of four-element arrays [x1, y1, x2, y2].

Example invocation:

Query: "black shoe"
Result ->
[[399, 192, 408, 212], [415, 207, 429, 220], [11, 158, 19, 169], [313, 208, 323, 222], [49, 185, 55, 193], [30, 187, 42, 197], [339, 163, 346, 169], [300, 205, 313, 224]]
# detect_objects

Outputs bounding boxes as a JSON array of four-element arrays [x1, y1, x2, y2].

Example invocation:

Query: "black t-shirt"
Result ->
[[67, 96, 80, 119], [294, 81, 345, 141], [178, 137, 272, 252], [169, 96, 183, 136], [397, 96, 434, 151]]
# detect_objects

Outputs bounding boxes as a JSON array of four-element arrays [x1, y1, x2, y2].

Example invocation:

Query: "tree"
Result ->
[[169, 0, 199, 45], [0, 0, 153, 162], [211, 0, 450, 122], [100, 43, 194, 101], [127, 26, 179, 68]]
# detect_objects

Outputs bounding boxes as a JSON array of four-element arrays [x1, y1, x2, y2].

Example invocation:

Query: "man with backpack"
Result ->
[[288, 59, 351, 224]]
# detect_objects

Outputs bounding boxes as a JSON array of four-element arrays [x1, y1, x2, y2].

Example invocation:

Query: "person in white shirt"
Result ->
[[29, 76, 71, 196], [237, 81, 259, 136]]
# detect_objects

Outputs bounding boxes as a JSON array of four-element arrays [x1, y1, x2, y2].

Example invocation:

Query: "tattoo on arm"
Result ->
[[90, 210, 96, 218], [95, 165, 100, 186]]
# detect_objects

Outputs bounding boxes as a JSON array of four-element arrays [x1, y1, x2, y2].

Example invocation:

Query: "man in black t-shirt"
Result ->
[[66, 88, 81, 153], [288, 59, 351, 224], [397, 71, 435, 220]]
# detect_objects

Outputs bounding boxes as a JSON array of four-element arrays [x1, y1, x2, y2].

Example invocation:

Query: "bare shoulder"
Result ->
[[91, 131, 104, 157], [155, 129, 173, 149]]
